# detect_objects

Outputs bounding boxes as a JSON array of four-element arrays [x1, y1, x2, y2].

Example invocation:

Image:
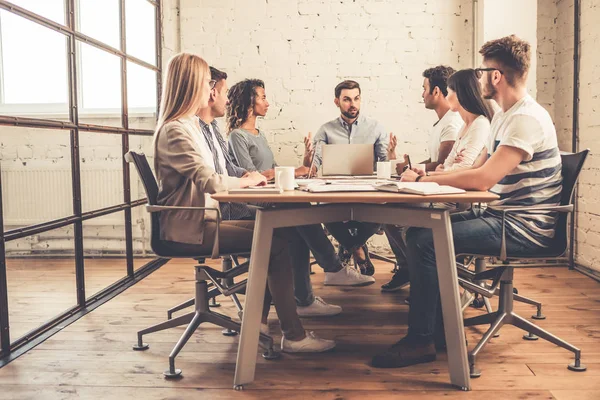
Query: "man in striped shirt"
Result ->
[[372, 35, 563, 368]]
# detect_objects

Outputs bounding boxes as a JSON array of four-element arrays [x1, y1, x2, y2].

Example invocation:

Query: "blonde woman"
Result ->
[[153, 53, 335, 353]]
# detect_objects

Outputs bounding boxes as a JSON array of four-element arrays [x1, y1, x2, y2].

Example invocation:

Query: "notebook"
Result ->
[[375, 182, 465, 196], [228, 184, 283, 194]]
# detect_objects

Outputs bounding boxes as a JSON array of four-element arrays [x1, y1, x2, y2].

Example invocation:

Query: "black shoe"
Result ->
[[354, 245, 375, 276], [371, 335, 436, 368], [381, 269, 410, 292], [337, 245, 352, 266]]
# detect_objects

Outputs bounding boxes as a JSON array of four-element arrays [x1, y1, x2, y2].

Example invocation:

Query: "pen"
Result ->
[[406, 155, 412, 170]]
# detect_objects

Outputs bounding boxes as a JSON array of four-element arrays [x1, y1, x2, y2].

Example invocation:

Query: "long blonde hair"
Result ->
[[154, 53, 210, 137]]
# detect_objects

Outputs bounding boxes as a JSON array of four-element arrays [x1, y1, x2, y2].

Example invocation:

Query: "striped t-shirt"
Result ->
[[485, 95, 563, 248]]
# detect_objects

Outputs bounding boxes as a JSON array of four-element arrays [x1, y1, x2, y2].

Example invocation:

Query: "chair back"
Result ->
[[553, 149, 589, 253], [124, 151, 164, 255]]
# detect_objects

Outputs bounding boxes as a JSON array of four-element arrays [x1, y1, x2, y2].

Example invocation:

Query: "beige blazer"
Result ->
[[154, 116, 241, 251]]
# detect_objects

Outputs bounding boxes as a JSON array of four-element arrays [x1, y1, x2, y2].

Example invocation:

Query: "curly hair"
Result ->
[[422, 65, 455, 97], [479, 34, 531, 86], [226, 79, 265, 133]]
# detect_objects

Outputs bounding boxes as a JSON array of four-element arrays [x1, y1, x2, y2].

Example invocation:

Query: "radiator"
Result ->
[[1, 167, 141, 227]]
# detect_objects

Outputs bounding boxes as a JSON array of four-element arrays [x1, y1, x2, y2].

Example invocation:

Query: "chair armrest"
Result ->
[[146, 205, 221, 214], [487, 204, 573, 213], [146, 205, 222, 259]]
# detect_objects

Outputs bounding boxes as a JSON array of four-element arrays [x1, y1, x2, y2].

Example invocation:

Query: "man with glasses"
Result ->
[[372, 35, 563, 369], [381, 65, 463, 293]]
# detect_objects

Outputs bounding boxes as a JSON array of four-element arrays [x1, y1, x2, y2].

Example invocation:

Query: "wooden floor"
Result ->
[[0, 258, 599, 399]]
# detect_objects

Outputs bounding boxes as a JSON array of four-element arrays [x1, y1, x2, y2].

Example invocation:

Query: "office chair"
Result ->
[[125, 151, 278, 379], [456, 149, 589, 378]]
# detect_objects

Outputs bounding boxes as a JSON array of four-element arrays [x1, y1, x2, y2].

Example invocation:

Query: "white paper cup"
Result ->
[[377, 161, 392, 179], [275, 166, 295, 190]]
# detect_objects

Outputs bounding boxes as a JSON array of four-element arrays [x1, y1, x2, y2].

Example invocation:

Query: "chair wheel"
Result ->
[[471, 297, 486, 309], [470, 365, 482, 378], [209, 300, 221, 308], [234, 385, 243, 391], [531, 313, 546, 320], [568, 362, 587, 372], [513, 287, 519, 294], [262, 349, 281, 360], [222, 328, 238, 337], [523, 333, 538, 341], [163, 368, 182, 379], [132, 342, 149, 351]]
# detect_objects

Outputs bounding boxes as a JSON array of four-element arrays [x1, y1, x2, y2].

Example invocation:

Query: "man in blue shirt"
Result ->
[[312, 80, 389, 274]]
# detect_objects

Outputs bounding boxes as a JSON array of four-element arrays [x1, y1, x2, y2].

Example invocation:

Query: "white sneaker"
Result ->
[[297, 296, 342, 317], [324, 265, 375, 286], [281, 331, 336, 353], [260, 323, 269, 335]]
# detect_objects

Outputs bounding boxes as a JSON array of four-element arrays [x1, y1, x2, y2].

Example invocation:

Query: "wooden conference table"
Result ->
[[212, 190, 499, 391]]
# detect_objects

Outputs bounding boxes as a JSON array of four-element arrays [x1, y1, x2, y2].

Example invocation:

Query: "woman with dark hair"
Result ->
[[227, 79, 312, 180], [436, 68, 494, 172]]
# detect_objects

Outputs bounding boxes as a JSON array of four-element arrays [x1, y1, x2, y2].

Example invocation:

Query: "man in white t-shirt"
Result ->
[[383, 66, 463, 293], [393, 65, 463, 174], [373, 35, 563, 368]]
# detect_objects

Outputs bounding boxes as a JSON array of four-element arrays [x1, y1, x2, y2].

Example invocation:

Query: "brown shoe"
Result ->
[[371, 335, 436, 368]]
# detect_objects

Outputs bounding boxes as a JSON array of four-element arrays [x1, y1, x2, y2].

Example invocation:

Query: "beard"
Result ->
[[482, 74, 497, 100], [341, 108, 359, 120]]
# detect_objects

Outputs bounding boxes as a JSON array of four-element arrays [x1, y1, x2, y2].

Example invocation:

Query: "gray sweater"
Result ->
[[228, 128, 277, 172]]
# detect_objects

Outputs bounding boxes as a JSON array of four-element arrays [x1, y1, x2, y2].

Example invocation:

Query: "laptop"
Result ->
[[321, 143, 374, 176]]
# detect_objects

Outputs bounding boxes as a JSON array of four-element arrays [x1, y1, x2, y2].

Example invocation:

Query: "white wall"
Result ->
[[478, 0, 538, 96], [175, 0, 474, 250], [537, 0, 600, 274]]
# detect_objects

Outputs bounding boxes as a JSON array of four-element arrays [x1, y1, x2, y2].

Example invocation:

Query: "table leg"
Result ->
[[233, 210, 273, 389], [431, 211, 470, 390]]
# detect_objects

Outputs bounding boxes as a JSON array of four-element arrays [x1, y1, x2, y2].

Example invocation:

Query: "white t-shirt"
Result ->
[[443, 115, 490, 172], [486, 94, 563, 247], [428, 110, 463, 162]]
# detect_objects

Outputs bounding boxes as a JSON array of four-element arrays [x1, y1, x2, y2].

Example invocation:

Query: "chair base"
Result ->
[[465, 267, 584, 378], [134, 272, 278, 378]]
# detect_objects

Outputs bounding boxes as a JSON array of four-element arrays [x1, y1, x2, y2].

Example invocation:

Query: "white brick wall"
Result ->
[[576, 0, 600, 271], [175, 0, 473, 251], [537, 0, 600, 273]]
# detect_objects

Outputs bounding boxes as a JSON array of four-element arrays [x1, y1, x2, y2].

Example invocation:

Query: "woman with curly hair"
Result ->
[[227, 79, 313, 180]]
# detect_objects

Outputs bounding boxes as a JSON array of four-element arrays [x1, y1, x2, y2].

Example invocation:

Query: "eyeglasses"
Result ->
[[475, 67, 503, 77], [209, 80, 217, 89]]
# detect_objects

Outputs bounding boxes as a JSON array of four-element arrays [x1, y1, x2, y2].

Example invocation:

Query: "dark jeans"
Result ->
[[383, 224, 408, 269], [325, 221, 381, 251], [405, 208, 544, 338], [291, 224, 343, 306]]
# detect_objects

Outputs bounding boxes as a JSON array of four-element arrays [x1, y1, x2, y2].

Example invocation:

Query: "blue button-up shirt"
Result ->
[[312, 114, 388, 169]]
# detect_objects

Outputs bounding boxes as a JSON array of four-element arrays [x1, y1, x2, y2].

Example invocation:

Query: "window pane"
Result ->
[[8, 0, 65, 25], [0, 127, 73, 227], [83, 211, 128, 298], [0, 10, 69, 118], [79, 131, 124, 213], [6, 225, 77, 341], [78, 41, 122, 126], [76, 0, 120, 49], [126, 0, 156, 65], [127, 61, 157, 129]]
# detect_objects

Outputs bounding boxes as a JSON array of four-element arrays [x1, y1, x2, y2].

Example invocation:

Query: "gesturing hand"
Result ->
[[303, 132, 314, 167]]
